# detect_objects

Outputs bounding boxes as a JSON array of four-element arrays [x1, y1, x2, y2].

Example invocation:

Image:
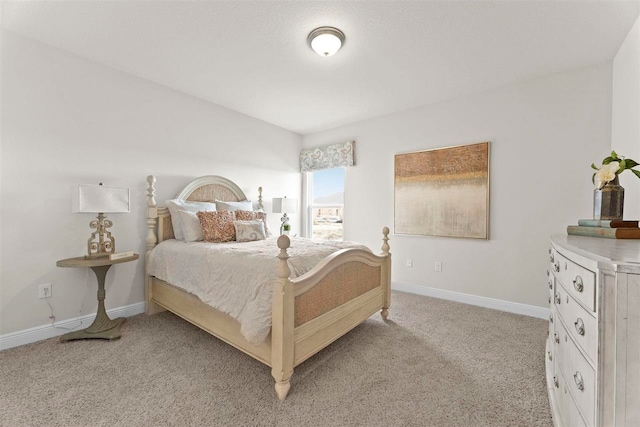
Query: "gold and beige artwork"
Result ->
[[394, 142, 490, 239]]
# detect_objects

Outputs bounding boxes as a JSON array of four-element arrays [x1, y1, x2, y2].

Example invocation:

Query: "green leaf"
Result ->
[[611, 150, 618, 159], [603, 156, 614, 165], [625, 159, 639, 169], [619, 159, 626, 173], [592, 173, 596, 185], [591, 163, 599, 170], [632, 169, 640, 179]]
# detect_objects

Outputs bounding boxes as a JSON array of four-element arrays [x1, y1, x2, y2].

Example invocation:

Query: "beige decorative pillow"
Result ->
[[197, 210, 236, 243], [235, 210, 272, 237], [234, 220, 266, 242]]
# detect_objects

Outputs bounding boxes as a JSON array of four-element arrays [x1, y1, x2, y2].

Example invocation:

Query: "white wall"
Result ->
[[612, 15, 640, 218], [0, 31, 302, 335], [303, 63, 612, 309]]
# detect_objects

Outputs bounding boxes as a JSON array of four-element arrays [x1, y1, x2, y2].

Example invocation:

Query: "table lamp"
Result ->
[[272, 197, 298, 235], [72, 183, 130, 259]]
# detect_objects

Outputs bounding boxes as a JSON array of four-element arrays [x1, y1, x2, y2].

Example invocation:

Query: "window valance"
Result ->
[[300, 141, 355, 173]]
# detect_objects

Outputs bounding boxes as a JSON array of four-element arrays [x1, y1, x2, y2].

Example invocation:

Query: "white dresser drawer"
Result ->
[[548, 273, 556, 326], [551, 249, 596, 312], [546, 334, 554, 364], [559, 371, 588, 427], [554, 284, 597, 364], [554, 357, 588, 427], [552, 357, 566, 425], [565, 391, 589, 427], [557, 320, 596, 427]]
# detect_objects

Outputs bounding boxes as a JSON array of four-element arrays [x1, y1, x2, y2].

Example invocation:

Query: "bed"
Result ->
[[144, 175, 391, 400]]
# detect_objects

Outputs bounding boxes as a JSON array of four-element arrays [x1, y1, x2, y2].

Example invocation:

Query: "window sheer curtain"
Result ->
[[299, 141, 355, 237]]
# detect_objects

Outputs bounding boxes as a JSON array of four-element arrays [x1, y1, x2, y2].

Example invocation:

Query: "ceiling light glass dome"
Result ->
[[308, 27, 345, 57]]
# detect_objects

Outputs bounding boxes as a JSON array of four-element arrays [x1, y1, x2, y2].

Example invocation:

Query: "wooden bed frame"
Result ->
[[144, 175, 391, 400]]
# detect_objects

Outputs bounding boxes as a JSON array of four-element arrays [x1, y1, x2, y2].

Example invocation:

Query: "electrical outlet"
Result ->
[[406, 259, 413, 268], [38, 283, 52, 299], [434, 262, 442, 272]]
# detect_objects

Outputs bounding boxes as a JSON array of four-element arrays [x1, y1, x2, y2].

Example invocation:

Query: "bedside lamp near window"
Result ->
[[72, 183, 130, 259], [272, 197, 298, 235]]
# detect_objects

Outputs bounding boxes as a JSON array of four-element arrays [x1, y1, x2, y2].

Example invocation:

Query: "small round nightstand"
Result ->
[[56, 254, 139, 342]]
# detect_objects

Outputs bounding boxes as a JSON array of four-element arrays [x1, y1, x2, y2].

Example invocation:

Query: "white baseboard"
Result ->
[[0, 302, 146, 351], [392, 282, 550, 320], [2, 286, 548, 351]]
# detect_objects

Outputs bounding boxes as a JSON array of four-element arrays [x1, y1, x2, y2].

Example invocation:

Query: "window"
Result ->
[[306, 168, 345, 240]]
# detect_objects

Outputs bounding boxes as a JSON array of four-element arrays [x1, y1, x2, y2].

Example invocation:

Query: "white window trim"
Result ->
[[302, 172, 313, 238]]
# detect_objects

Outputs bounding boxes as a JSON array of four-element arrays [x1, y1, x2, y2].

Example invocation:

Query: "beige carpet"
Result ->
[[0, 291, 552, 427]]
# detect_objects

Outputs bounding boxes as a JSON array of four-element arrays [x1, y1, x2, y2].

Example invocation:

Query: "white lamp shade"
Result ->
[[272, 198, 298, 214], [72, 184, 130, 213]]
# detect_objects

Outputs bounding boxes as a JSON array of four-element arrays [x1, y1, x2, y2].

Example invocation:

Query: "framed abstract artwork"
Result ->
[[394, 142, 490, 239]]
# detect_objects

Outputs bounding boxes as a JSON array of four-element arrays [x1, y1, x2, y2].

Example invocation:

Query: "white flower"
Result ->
[[594, 161, 620, 189]]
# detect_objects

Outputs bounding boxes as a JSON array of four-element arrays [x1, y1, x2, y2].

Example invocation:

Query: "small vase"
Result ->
[[593, 176, 624, 220]]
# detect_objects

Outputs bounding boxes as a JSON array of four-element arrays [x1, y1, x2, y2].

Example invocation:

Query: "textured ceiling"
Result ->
[[2, 1, 639, 135]]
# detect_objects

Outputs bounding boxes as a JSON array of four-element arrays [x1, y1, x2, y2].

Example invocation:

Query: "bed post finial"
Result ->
[[258, 186, 264, 211], [276, 235, 291, 274], [146, 176, 158, 252], [381, 226, 390, 255], [381, 226, 391, 320], [272, 234, 294, 400]]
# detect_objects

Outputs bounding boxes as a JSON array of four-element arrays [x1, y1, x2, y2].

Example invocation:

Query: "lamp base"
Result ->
[[280, 213, 290, 235], [86, 213, 117, 258]]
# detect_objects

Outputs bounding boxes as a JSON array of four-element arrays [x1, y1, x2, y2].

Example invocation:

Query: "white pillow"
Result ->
[[166, 199, 216, 240], [177, 210, 204, 242], [214, 199, 253, 212], [233, 220, 266, 242]]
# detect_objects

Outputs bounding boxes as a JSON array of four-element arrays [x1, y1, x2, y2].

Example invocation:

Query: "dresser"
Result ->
[[546, 234, 640, 427]]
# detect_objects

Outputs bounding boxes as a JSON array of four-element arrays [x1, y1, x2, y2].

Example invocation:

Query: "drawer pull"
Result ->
[[548, 296, 551, 304], [553, 375, 559, 388], [549, 313, 553, 323], [547, 351, 552, 361], [554, 333, 559, 344], [573, 371, 584, 391], [548, 279, 553, 289], [550, 253, 555, 263], [574, 318, 585, 336], [573, 276, 584, 293], [555, 293, 561, 305], [554, 261, 560, 272]]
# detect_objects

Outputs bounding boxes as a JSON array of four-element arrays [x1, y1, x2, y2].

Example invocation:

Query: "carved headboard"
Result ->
[[146, 175, 263, 248]]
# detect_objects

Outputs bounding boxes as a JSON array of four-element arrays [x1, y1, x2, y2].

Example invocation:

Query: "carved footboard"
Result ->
[[271, 229, 391, 400]]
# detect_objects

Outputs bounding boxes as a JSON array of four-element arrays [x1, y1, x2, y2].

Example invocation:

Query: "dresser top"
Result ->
[[552, 234, 640, 266]]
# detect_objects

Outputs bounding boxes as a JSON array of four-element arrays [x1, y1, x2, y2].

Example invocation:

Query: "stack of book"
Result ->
[[567, 219, 640, 239]]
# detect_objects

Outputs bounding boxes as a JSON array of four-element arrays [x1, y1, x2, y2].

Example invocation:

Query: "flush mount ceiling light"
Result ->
[[308, 27, 345, 57]]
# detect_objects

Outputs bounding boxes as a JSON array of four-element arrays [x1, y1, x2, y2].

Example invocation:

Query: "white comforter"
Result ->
[[148, 237, 369, 343]]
